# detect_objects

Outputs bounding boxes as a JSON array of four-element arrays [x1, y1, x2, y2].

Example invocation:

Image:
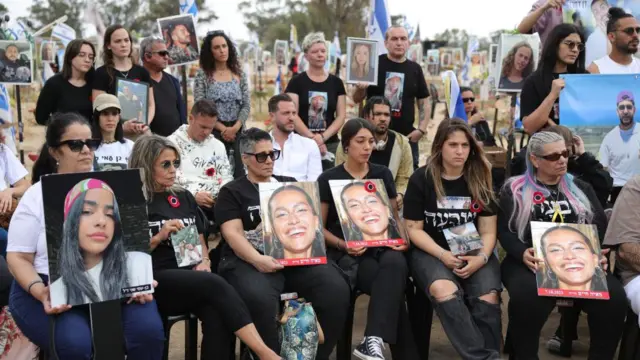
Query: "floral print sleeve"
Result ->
[[193, 69, 208, 102]]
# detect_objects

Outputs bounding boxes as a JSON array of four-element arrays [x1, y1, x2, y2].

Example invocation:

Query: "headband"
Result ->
[[63, 178, 114, 220]]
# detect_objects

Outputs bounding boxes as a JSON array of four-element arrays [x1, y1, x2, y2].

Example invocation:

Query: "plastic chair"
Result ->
[[162, 313, 198, 360]]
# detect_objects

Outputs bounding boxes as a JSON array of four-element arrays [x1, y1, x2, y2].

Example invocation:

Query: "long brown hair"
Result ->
[[426, 118, 495, 207], [62, 39, 96, 81], [101, 25, 134, 86]]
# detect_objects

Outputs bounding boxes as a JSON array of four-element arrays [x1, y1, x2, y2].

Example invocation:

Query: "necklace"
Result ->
[[103, 139, 117, 144], [541, 182, 564, 223], [117, 69, 130, 78]]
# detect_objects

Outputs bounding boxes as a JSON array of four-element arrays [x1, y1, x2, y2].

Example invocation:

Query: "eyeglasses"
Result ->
[[150, 50, 169, 57], [617, 27, 640, 36], [562, 40, 584, 52], [538, 150, 569, 162], [618, 104, 634, 111], [57, 139, 101, 152], [160, 159, 181, 170], [244, 150, 281, 163], [462, 97, 475, 103]]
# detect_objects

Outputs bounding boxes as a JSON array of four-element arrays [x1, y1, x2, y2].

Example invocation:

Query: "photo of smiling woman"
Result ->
[[48, 178, 153, 307], [260, 182, 327, 265], [532, 222, 609, 298]]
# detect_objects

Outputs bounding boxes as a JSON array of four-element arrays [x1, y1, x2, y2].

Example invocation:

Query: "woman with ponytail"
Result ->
[[498, 131, 626, 359]]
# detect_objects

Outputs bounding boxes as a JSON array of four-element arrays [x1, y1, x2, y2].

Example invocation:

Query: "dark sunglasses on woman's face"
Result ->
[[563, 40, 584, 52], [618, 27, 640, 36], [539, 150, 569, 162], [160, 160, 181, 170], [245, 150, 281, 163], [58, 139, 101, 152], [619, 104, 634, 111], [462, 97, 475, 103]]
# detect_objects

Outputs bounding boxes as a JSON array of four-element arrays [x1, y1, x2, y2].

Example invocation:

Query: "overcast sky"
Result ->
[[4, 0, 533, 41]]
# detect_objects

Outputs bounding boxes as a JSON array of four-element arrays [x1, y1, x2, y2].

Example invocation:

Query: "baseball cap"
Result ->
[[617, 90, 634, 104], [93, 93, 121, 112]]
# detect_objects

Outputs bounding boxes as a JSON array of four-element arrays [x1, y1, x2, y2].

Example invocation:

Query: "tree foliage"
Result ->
[[27, 0, 86, 37]]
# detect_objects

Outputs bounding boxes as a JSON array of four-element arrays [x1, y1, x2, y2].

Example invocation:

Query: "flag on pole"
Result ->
[[461, 36, 479, 85], [84, 0, 106, 39], [179, 0, 199, 19], [274, 67, 282, 95], [52, 23, 76, 47], [514, 95, 523, 128], [290, 25, 300, 53], [367, 0, 390, 55], [332, 31, 341, 57], [442, 70, 468, 121]]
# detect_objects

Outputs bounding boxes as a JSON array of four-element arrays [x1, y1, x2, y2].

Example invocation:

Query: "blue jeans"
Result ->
[[0, 227, 7, 258], [9, 276, 165, 360]]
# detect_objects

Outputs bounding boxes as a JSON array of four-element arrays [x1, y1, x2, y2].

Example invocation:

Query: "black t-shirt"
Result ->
[[403, 167, 497, 250], [317, 163, 397, 239], [215, 175, 296, 255], [150, 73, 182, 137], [366, 55, 429, 136], [35, 73, 93, 125], [93, 64, 153, 96], [285, 72, 346, 144], [147, 190, 205, 272], [370, 131, 395, 167]]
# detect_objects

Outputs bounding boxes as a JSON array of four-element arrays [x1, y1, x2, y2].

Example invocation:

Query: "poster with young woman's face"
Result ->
[[274, 39, 289, 66], [43, 170, 154, 307], [345, 37, 378, 85], [440, 48, 453, 69], [426, 49, 439, 65], [157, 14, 200, 66], [531, 221, 609, 300], [0, 40, 33, 85], [40, 41, 56, 62], [329, 179, 405, 248], [496, 33, 541, 92], [308, 91, 328, 131], [452, 48, 463, 65], [407, 43, 423, 64], [259, 182, 327, 266]]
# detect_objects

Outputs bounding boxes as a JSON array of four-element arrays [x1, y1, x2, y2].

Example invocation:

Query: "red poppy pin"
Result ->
[[533, 191, 546, 205], [168, 195, 180, 208], [205, 167, 216, 177], [364, 181, 376, 193], [469, 200, 483, 213]]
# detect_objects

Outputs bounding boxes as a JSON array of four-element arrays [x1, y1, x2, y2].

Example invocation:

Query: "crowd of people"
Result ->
[[0, 1, 640, 359]]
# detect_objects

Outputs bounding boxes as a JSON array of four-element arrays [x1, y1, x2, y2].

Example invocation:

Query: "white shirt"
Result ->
[[270, 131, 322, 181], [599, 125, 640, 187], [593, 55, 640, 74], [586, 29, 609, 68], [94, 140, 134, 171], [7, 182, 48, 274], [49, 251, 153, 307], [0, 144, 27, 191]]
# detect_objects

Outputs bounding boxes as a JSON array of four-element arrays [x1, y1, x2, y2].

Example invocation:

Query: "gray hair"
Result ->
[[139, 37, 165, 63], [384, 25, 408, 40], [526, 131, 565, 160], [128, 135, 183, 201], [302, 32, 327, 53], [238, 128, 272, 155]]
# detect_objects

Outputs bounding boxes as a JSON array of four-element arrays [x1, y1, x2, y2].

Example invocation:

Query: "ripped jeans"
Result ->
[[410, 249, 502, 360]]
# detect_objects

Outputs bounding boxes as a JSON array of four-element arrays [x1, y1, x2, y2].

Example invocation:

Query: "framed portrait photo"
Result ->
[[43, 169, 154, 307], [274, 39, 289, 66], [495, 33, 541, 93], [157, 13, 200, 66], [40, 40, 57, 63], [328, 179, 406, 248], [259, 181, 327, 266], [0, 40, 33, 85], [426, 49, 439, 65], [116, 78, 150, 124], [345, 37, 378, 85]]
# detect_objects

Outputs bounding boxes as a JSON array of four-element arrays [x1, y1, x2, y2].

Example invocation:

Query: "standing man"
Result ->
[[586, 0, 613, 67], [353, 25, 430, 170], [588, 7, 640, 74], [517, 0, 565, 46], [268, 94, 322, 181], [140, 36, 187, 137]]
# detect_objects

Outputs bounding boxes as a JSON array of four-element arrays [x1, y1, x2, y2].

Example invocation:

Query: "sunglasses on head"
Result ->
[[244, 150, 281, 163], [160, 159, 181, 170], [462, 97, 475, 103], [563, 40, 584, 52], [619, 104, 634, 111], [58, 139, 101, 152], [618, 27, 640, 36], [539, 150, 569, 162], [207, 30, 225, 37]]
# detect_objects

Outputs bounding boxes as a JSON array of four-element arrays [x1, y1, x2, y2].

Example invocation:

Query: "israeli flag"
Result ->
[[442, 70, 467, 121], [461, 36, 479, 85], [367, 0, 390, 55], [52, 23, 76, 47], [274, 67, 282, 95], [179, 0, 199, 19]]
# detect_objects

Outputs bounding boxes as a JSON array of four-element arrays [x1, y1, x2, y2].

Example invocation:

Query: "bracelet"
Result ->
[[418, 129, 426, 135], [480, 253, 489, 264], [27, 279, 44, 296], [438, 249, 446, 261], [203, 257, 211, 263]]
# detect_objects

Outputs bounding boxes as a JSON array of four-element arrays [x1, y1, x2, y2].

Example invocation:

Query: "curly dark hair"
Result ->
[[500, 41, 534, 79], [200, 31, 242, 77]]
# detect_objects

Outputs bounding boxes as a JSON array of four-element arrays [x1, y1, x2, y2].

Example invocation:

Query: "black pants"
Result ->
[[219, 253, 351, 359], [153, 268, 253, 360], [213, 124, 244, 179], [0, 255, 10, 308], [502, 257, 626, 360], [356, 249, 419, 360], [610, 186, 623, 206]]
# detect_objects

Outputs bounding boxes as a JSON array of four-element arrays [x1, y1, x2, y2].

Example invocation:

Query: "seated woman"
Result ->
[[129, 135, 280, 360], [404, 118, 502, 360], [460, 87, 496, 147], [91, 94, 134, 171], [0, 132, 30, 257], [215, 128, 350, 359], [317, 118, 418, 360], [6, 113, 164, 359], [498, 131, 627, 359]]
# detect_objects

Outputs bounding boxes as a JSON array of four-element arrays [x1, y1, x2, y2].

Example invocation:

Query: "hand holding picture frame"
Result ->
[[345, 37, 379, 85], [116, 78, 150, 124]]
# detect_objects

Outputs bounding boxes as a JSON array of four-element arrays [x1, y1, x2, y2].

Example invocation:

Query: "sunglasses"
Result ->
[[207, 30, 225, 37], [563, 40, 584, 52], [58, 139, 101, 152], [618, 104, 634, 111], [160, 159, 181, 169], [618, 27, 640, 36], [151, 50, 169, 57], [539, 150, 569, 162], [244, 150, 281, 163], [462, 97, 475, 103]]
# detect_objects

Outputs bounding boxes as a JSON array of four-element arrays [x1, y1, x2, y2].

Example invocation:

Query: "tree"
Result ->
[[0, 4, 7, 13], [27, 0, 86, 37]]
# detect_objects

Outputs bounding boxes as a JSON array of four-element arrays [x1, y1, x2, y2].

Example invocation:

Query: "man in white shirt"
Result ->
[[588, 7, 640, 74], [168, 99, 233, 219], [599, 90, 640, 204], [268, 94, 322, 181]]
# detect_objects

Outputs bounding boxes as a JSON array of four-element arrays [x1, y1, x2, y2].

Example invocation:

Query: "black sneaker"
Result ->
[[354, 336, 385, 360]]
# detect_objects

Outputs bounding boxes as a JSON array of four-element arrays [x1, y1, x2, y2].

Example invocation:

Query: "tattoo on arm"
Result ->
[[619, 243, 640, 272], [418, 99, 428, 128]]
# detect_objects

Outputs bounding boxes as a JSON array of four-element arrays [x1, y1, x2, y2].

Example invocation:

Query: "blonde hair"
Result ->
[[128, 135, 184, 201], [302, 32, 326, 53], [350, 43, 370, 76]]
